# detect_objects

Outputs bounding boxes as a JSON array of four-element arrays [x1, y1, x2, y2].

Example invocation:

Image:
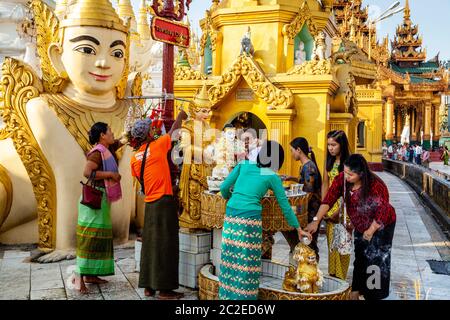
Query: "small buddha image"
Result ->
[[295, 42, 306, 65]]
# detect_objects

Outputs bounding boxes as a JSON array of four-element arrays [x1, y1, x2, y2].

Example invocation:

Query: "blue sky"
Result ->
[[130, 0, 450, 61]]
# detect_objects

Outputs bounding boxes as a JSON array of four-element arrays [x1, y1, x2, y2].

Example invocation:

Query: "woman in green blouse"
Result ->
[[218, 140, 311, 300]]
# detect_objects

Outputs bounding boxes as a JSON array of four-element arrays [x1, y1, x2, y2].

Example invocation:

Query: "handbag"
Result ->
[[331, 180, 353, 256], [80, 171, 103, 210]]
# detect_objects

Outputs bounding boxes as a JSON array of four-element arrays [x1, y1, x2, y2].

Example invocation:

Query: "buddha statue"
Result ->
[[294, 42, 306, 65], [178, 84, 214, 230], [210, 125, 246, 179], [0, 0, 139, 261]]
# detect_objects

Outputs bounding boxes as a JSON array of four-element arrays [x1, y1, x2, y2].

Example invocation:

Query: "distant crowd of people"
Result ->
[[382, 142, 449, 168]]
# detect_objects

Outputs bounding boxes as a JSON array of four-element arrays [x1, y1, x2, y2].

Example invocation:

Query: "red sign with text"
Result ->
[[151, 16, 190, 48]]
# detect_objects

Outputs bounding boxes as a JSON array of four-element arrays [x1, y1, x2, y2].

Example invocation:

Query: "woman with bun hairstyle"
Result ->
[[282, 137, 322, 258], [73, 122, 123, 293]]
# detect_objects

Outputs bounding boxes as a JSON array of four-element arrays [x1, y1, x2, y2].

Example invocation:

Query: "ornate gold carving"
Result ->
[[43, 94, 129, 155], [345, 74, 358, 116], [30, 0, 66, 94], [287, 59, 332, 76], [200, 192, 310, 231], [208, 55, 294, 110], [283, 1, 319, 39], [175, 66, 207, 81], [0, 165, 13, 229], [0, 58, 56, 249], [199, 10, 221, 56]]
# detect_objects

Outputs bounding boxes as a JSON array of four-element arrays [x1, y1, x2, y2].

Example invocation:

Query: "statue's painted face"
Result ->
[[194, 108, 211, 121], [51, 26, 127, 95]]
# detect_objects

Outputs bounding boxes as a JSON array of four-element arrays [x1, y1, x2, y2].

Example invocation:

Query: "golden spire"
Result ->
[[60, 0, 129, 34], [137, 0, 150, 40], [54, 0, 68, 19], [404, 0, 411, 20], [117, 0, 137, 31]]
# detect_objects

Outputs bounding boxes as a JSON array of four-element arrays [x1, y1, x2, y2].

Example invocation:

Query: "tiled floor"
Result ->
[[0, 172, 449, 300]]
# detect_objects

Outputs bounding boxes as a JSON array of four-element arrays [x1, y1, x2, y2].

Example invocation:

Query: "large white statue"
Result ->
[[401, 114, 411, 145], [0, 0, 138, 261], [294, 42, 306, 65]]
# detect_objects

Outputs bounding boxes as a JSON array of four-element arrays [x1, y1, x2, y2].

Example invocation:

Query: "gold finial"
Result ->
[[192, 83, 212, 109], [117, 0, 137, 31], [404, 0, 411, 20], [54, 0, 68, 19], [60, 0, 129, 34], [137, 0, 150, 40]]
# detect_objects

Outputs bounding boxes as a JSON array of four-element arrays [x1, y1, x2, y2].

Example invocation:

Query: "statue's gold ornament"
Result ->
[[179, 84, 214, 229], [282, 243, 323, 294], [208, 54, 294, 110], [0, 58, 56, 249], [0, 164, 13, 232]]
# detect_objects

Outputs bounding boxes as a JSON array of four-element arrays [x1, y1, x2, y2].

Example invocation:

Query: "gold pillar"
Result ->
[[434, 104, 441, 139], [266, 109, 296, 175], [395, 109, 402, 142], [411, 109, 417, 141], [386, 97, 394, 140], [424, 101, 432, 140]]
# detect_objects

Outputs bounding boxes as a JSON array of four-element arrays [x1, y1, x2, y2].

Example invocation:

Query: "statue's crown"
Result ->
[[60, 0, 129, 33], [192, 83, 212, 109]]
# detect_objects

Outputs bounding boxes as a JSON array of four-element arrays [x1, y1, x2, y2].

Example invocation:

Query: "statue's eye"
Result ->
[[74, 45, 96, 55], [112, 49, 124, 59]]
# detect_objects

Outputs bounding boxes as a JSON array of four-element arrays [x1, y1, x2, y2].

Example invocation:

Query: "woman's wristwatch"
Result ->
[[313, 216, 319, 222]]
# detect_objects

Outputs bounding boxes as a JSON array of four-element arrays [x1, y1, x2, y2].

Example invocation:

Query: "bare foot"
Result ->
[[350, 291, 360, 300], [157, 290, 184, 300], [83, 276, 108, 284], [144, 288, 156, 297], [72, 276, 89, 294]]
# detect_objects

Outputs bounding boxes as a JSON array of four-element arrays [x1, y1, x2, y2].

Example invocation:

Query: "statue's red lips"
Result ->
[[89, 72, 112, 81]]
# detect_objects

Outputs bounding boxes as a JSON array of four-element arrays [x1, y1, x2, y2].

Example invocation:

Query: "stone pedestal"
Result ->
[[179, 230, 212, 289]]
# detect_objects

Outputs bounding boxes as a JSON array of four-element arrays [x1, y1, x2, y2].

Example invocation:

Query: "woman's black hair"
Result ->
[[257, 140, 285, 172], [344, 154, 379, 201], [290, 137, 322, 186], [88, 122, 108, 145], [326, 130, 351, 173]]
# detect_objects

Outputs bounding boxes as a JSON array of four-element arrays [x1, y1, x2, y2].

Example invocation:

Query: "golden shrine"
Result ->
[[174, 0, 449, 176], [378, 0, 448, 149]]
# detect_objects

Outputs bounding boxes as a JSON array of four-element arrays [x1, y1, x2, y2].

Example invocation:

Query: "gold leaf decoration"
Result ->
[[175, 66, 207, 81], [0, 58, 56, 249], [283, 1, 319, 39], [208, 55, 294, 110], [30, 0, 65, 94], [287, 59, 333, 76]]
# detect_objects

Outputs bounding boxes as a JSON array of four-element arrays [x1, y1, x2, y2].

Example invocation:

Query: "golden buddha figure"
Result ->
[[0, 0, 139, 261], [178, 84, 214, 230]]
